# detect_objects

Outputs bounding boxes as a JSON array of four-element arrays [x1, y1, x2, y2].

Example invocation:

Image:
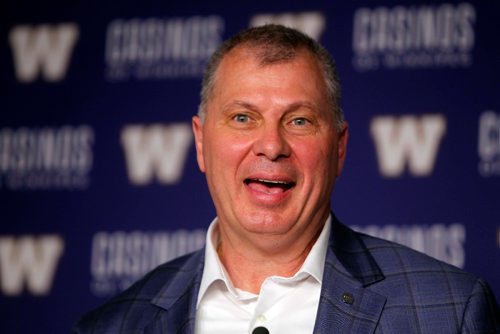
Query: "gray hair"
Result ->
[[197, 24, 345, 131]]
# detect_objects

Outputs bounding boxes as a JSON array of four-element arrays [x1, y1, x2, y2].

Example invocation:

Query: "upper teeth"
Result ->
[[257, 179, 288, 184]]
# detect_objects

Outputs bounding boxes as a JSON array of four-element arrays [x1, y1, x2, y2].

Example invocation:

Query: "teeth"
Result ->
[[257, 179, 289, 185]]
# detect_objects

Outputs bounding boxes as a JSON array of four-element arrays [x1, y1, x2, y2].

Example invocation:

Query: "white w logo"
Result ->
[[9, 23, 79, 82], [121, 124, 193, 185], [0, 235, 64, 296], [249, 12, 325, 41], [371, 115, 446, 177]]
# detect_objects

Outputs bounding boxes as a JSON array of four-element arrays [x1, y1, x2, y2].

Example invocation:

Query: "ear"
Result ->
[[192, 116, 206, 173], [336, 122, 349, 176]]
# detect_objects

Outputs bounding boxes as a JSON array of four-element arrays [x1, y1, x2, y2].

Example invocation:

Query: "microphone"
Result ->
[[252, 326, 269, 334]]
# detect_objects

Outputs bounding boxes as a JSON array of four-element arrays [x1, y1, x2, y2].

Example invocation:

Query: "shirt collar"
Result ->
[[197, 218, 240, 307], [196, 215, 332, 308]]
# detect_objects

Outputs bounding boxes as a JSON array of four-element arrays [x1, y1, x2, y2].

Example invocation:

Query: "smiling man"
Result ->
[[192, 38, 347, 294], [74, 25, 499, 334]]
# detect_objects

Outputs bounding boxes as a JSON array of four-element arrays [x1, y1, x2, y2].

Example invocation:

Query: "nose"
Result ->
[[252, 123, 291, 161]]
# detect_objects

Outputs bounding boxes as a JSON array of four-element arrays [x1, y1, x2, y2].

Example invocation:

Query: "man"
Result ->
[[73, 24, 499, 333]]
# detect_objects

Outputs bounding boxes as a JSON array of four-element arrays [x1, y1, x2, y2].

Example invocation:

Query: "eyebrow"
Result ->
[[222, 100, 258, 113], [222, 100, 318, 114]]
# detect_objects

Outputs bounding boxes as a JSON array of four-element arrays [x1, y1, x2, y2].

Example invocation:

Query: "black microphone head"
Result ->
[[252, 326, 270, 334]]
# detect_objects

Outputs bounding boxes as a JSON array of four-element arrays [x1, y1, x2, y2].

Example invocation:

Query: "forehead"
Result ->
[[204, 46, 335, 127], [212, 46, 327, 96]]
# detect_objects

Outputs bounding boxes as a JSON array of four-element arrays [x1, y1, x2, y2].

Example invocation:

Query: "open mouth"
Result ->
[[244, 178, 295, 194]]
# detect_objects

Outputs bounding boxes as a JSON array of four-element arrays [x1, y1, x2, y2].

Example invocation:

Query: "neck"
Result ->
[[216, 222, 324, 294]]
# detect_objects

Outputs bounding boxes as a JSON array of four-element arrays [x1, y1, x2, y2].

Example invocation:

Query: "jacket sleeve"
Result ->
[[460, 278, 500, 333]]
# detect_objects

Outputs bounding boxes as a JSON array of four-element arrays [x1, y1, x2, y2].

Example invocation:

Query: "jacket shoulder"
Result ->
[[356, 230, 472, 279], [355, 230, 500, 330], [72, 250, 203, 333]]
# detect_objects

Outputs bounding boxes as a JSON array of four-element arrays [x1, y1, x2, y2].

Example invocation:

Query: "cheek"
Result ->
[[293, 140, 338, 177], [204, 134, 252, 172]]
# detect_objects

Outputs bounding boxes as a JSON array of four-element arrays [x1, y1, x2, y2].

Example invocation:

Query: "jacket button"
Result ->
[[342, 292, 354, 305]]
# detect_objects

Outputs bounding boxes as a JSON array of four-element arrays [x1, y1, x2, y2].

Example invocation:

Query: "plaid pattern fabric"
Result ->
[[73, 217, 499, 333], [314, 219, 500, 333]]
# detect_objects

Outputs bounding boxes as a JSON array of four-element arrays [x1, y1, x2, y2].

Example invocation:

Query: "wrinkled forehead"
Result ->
[[206, 46, 333, 122], [214, 45, 323, 88], [210, 46, 327, 99]]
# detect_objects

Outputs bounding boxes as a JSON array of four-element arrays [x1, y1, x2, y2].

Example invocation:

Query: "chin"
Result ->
[[240, 212, 298, 235]]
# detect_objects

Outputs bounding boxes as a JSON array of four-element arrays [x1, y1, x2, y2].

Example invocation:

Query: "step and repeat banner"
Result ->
[[1, 0, 499, 332]]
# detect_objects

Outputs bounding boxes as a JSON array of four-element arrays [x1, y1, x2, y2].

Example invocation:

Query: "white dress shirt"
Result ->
[[195, 216, 332, 334]]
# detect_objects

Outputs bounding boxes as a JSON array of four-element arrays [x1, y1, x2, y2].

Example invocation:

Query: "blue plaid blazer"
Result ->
[[73, 218, 500, 333]]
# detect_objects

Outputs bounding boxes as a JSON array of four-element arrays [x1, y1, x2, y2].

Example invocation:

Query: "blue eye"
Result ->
[[234, 114, 249, 123], [292, 118, 309, 126]]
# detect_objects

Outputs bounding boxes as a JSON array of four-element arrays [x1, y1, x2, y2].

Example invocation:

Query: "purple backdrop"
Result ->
[[1, 0, 499, 332]]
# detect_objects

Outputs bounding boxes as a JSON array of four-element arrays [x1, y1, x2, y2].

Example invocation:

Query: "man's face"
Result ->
[[193, 46, 348, 251]]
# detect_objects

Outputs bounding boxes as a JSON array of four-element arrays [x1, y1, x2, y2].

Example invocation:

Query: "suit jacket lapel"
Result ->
[[314, 217, 387, 334], [147, 250, 204, 334], [141, 217, 387, 334]]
